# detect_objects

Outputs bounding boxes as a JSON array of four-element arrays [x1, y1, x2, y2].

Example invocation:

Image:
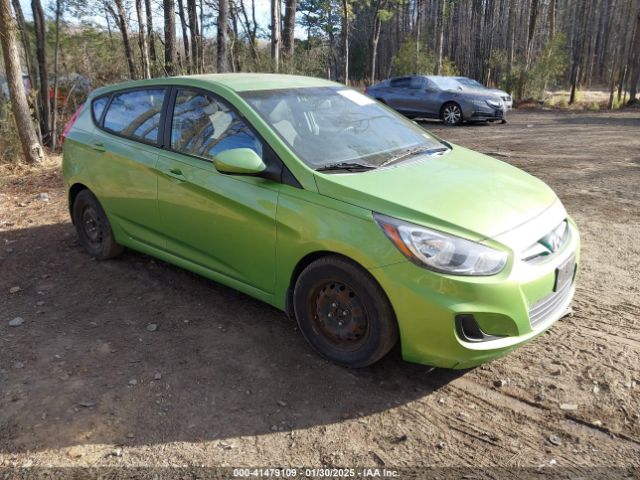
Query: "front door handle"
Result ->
[[92, 142, 106, 152], [165, 167, 185, 181]]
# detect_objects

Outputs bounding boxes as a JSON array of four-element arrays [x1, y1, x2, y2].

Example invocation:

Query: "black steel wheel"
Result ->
[[293, 255, 398, 367], [72, 189, 123, 260]]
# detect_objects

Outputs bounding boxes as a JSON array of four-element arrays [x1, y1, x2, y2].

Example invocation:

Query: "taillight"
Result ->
[[61, 103, 84, 145]]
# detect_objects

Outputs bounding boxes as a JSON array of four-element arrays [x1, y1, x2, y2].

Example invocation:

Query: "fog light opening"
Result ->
[[455, 314, 505, 343]]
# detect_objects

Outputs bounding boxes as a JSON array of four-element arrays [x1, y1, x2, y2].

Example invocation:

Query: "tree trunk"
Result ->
[[282, 0, 296, 61], [164, 0, 178, 75], [11, 0, 40, 142], [341, 0, 349, 84], [238, 0, 258, 61], [435, 0, 445, 74], [51, 0, 61, 151], [217, 0, 230, 72], [177, 0, 190, 73], [187, 0, 199, 73], [0, 0, 45, 163], [136, 0, 151, 79], [627, 9, 640, 103], [145, 0, 157, 69], [369, 14, 382, 84], [32, 0, 50, 146], [270, 0, 281, 71], [107, 0, 138, 80]]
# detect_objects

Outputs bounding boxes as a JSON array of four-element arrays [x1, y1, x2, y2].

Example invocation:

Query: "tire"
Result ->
[[440, 102, 463, 126], [293, 255, 399, 368], [72, 189, 123, 260]]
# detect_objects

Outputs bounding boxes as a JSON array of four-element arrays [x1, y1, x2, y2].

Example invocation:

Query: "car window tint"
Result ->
[[92, 96, 109, 123], [390, 77, 411, 88], [103, 89, 166, 143], [171, 89, 262, 161]]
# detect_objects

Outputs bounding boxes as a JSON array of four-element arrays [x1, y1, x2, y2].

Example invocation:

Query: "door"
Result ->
[[90, 88, 167, 248], [157, 88, 280, 294], [413, 78, 441, 118], [386, 77, 413, 112]]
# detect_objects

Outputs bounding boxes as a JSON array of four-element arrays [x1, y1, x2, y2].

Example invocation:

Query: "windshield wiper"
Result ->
[[316, 161, 378, 172], [380, 146, 450, 168]]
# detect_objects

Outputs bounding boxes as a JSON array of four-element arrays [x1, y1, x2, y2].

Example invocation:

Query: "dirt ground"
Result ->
[[0, 109, 639, 475]]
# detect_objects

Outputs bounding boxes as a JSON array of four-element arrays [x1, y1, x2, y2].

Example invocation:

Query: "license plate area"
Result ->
[[554, 254, 576, 292]]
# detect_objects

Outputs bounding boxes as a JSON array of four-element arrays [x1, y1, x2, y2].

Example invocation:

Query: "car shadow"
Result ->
[[0, 223, 465, 453]]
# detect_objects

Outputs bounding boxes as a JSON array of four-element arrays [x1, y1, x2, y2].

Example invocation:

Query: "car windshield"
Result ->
[[457, 78, 484, 89], [428, 77, 464, 91], [241, 87, 443, 169]]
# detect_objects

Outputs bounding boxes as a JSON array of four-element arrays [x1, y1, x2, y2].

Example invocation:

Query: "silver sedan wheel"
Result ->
[[442, 104, 462, 125]]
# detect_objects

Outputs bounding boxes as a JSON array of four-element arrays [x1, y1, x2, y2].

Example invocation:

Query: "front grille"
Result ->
[[522, 220, 571, 263], [528, 280, 574, 328]]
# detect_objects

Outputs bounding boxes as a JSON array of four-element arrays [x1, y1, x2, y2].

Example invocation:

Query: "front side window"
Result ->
[[103, 88, 166, 143], [242, 87, 444, 169], [171, 89, 262, 161]]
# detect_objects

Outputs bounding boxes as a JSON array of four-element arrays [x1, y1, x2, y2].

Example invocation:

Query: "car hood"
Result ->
[[314, 145, 563, 243]]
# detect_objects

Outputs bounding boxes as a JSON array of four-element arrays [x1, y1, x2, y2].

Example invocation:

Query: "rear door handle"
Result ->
[[92, 142, 106, 152]]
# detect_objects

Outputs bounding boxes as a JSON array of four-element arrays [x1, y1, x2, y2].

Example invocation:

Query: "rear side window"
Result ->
[[170, 88, 262, 161], [409, 77, 424, 89], [103, 89, 166, 143], [92, 96, 109, 123], [390, 77, 411, 88]]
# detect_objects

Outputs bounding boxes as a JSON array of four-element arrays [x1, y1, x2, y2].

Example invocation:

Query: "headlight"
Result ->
[[374, 213, 508, 276], [486, 99, 503, 109]]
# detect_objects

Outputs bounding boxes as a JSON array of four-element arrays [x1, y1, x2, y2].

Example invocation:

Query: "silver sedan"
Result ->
[[366, 75, 506, 126]]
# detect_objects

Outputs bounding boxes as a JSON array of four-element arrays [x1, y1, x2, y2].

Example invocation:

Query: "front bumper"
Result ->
[[368, 221, 580, 369]]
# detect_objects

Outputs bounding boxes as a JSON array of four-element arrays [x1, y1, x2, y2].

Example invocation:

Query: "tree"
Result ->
[[145, 0, 157, 70], [50, 0, 62, 151], [0, 0, 45, 163], [218, 0, 230, 72], [177, 0, 190, 72], [628, 9, 640, 103], [271, 0, 281, 71], [164, 0, 178, 75], [282, 0, 296, 61], [187, 0, 200, 73], [32, 0, 50, 145], [136, 0, 151, 78], [106, 0, 138, 79], [341, 0, 350, 83]]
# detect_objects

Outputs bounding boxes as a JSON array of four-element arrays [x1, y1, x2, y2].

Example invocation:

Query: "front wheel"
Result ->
[[441, 102, 463, 126], [293, 256, 399, 368], [72, 189, 123, 260]]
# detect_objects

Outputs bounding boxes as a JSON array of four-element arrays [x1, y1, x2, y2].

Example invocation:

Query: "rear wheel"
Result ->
[[72, 189, 123, 260], [293, 256, 398, 368], [441, 102, 463, 126]]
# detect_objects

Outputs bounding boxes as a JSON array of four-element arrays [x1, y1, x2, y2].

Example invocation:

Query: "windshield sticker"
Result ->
[[337, 89, 375, 106]]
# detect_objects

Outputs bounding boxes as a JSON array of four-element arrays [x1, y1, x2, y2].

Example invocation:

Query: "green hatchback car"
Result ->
[[62, 74, 580, 369]]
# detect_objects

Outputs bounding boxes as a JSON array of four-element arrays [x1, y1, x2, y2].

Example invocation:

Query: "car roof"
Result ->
[[90, 73, 339, 97]]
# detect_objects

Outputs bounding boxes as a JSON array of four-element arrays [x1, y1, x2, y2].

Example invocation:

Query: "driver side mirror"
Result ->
[[213, 148, 266, 175]]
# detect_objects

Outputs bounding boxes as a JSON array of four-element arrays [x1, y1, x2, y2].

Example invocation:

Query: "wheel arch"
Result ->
[[68, 182, 90, 222], [284, 251, 397, 325]]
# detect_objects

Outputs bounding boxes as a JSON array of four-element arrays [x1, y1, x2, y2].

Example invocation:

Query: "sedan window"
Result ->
[[390, 77, 411, 88], [171, 89, 263, 162], [103, 89, 166, 143]]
